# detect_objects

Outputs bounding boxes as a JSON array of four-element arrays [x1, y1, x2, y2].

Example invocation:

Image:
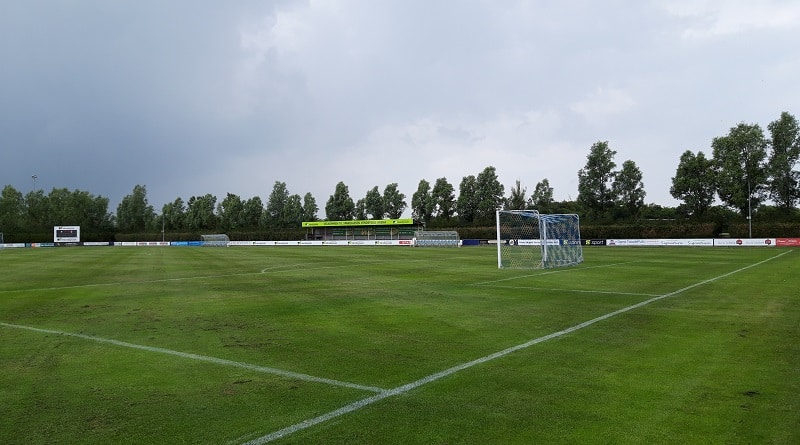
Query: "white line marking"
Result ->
[[0, 322, 385, 394], [242, 250, 792, 444], [470, 261, 635, 286], [477, 285, 661, 297]]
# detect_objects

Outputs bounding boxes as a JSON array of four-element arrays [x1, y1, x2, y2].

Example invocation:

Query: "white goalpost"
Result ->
[[496, 210, 583, 269]]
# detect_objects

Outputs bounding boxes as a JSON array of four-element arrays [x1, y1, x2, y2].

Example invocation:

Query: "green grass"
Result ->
[[1, 246, 798, 444]]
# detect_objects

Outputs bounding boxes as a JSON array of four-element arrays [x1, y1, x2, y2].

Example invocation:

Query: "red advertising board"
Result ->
[[776, 238, 800, 247]]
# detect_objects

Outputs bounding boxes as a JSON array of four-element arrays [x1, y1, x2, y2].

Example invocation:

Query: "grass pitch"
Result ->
[[1, 246, 798, 444]]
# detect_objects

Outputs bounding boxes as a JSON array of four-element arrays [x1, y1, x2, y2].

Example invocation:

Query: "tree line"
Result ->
[[1, 112, 797, 241]]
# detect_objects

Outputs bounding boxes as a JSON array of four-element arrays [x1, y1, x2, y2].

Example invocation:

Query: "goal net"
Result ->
[[496, 210, 583, 269], [200, 233, 230, 247], [413, 230, 460, 247]]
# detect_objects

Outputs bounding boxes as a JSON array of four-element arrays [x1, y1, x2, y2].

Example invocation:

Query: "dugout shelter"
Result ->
[[302, 218, 423, 241]]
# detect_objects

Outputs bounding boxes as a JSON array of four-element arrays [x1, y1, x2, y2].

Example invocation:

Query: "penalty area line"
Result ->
[[0, 322, 385, 394], [241, 249, 792, 444]]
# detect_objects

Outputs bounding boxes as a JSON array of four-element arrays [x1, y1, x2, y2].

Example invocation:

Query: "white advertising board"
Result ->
[[713, 238, 775, 247], [606, 239, 715, 247]]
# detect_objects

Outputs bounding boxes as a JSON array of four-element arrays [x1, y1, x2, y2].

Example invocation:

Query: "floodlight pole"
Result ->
[[747, 178, 752, 239], [32, 174, 37, 191]]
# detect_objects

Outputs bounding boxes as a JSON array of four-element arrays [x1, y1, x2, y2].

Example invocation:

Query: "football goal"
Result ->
[[496, 210, 583, 269], [200, 234, 230, 247]]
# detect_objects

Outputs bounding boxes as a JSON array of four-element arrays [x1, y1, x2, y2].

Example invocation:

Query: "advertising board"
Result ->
[[53, 226, 80, 243], [713, 238, 775, 247]]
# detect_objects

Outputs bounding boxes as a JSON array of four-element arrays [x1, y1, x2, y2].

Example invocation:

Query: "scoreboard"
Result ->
[[54, 226, 80, 243]]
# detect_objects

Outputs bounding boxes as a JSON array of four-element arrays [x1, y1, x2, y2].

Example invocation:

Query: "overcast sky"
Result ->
[[2, 1, 799, 217]]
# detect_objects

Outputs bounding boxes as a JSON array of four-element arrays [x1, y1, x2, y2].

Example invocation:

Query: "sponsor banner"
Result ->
[[230, 241, 273, 246], [504, 239, 540, 246], [346, 240, 373, 246], [714, 238, 775, 247], [582, 239, 606, 246], [55, 242, 83, 247], [227, 240, 412, 247], [83, 242, 111, 247], [31, 242, 56, 248], [302, 218, 414, 228], [607, 239, 720, 247], [776, 238, 800, 247], [113, 241, 171, 247], [606, 239, 662, 246], [660, 239, 714, 246], [0, 243, 27, 248]]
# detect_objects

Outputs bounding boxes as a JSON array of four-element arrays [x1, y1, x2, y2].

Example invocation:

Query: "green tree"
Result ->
[[505, 179, 527, 210], [0, 185, 25, 232], [186, 194, 217, 230], [577, 141, 617, 220], [74, 190, 112, 230], [529, 179, 554, 213], [284, 194, 304, 228], [766, 111, 800, 214], [302, 193, 318, 222], [116, 185, 154, 232], [411, 179, 433, 222], [712, 123, 768, 217], [355, 198, 367, 220], [456, 175, 478, 223], [24, 190, 49, 231], [162, 198, 187, 231], [217, 193, 245, 231], [475, 166, 505, 223], [325, 181, 355, 220], [670, 150, 716, 218], [266, 181, 290, 228], [364, 186, 384, 219], [431, 177, 456, 220], [241, 196, 264, 228], [613, 160, 646, 218], [383, 183, 407, 219]]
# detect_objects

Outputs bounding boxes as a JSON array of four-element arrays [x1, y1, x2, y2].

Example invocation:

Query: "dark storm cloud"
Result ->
[[2, 1, 799, 214]]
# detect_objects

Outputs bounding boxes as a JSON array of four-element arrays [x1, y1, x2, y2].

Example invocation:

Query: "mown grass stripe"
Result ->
[[0, 322, 386, 393], [242, 249, 791, 444]]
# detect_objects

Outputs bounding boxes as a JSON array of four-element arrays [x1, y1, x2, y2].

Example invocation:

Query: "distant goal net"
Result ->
[[413, 230, 460, 247], [496, 210, 583, 269], [200, 234, 230, 247]]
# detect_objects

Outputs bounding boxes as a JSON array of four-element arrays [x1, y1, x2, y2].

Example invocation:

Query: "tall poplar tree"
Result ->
[[577, 141, 617, 220], [766, 112, 800, 213]]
